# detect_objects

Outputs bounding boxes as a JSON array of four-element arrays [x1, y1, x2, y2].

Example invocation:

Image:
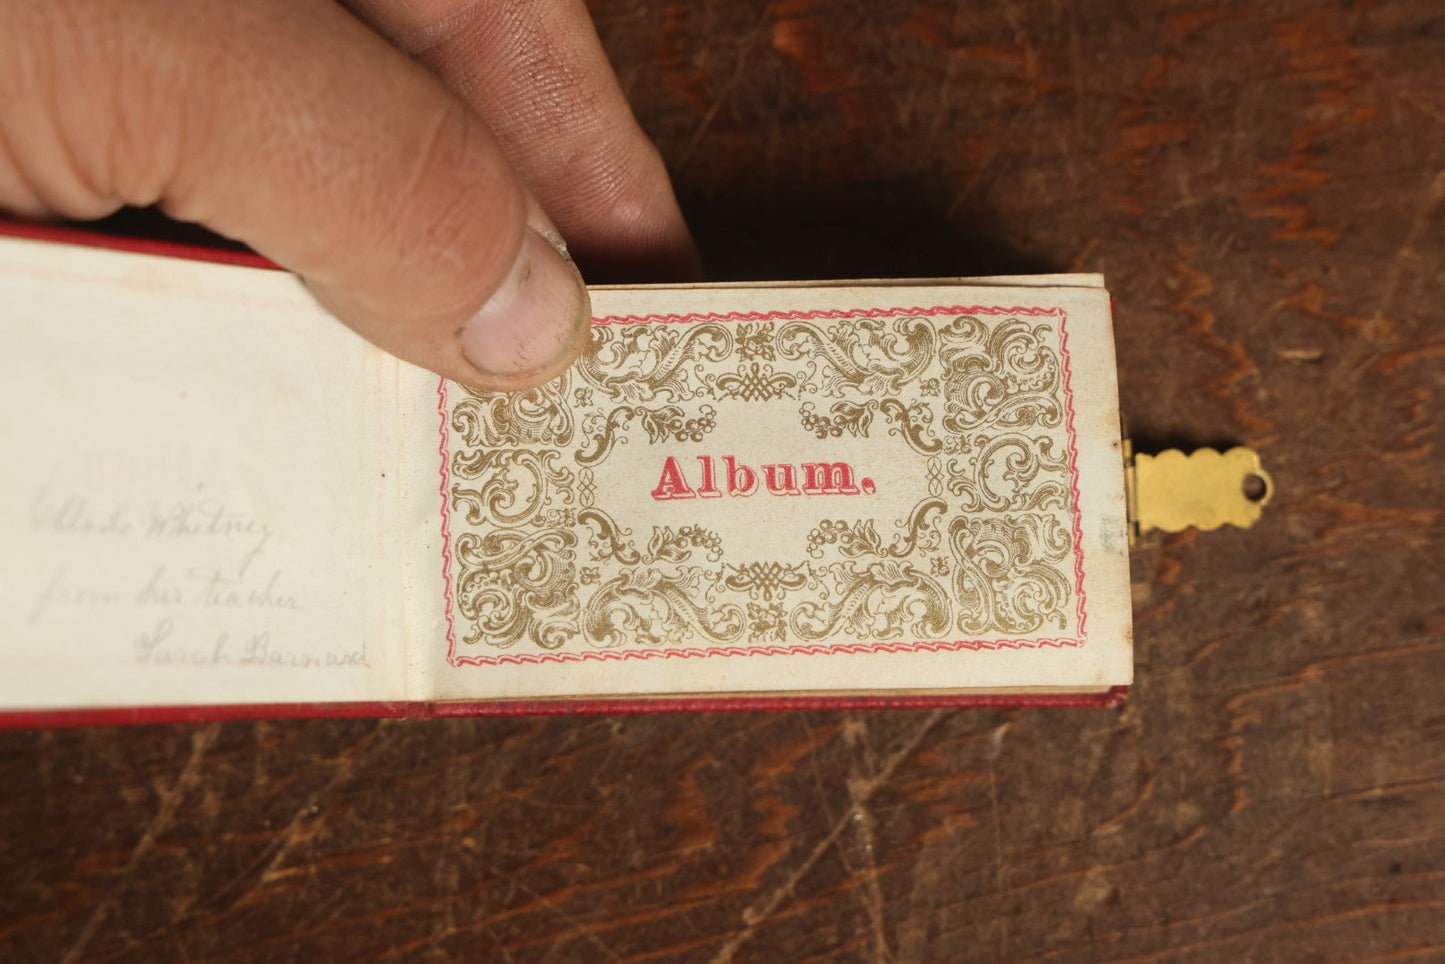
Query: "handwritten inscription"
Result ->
[[23, 487, 363, 671], [26, 565, 302, 623], [24, 567, 121, 624], [29, 491, 132, 537], [134, 618, 364, 669], [30, 491, 271, 566]]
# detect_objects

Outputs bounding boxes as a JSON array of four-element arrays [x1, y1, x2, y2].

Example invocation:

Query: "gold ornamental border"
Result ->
[[439, 305, 1089, 668]]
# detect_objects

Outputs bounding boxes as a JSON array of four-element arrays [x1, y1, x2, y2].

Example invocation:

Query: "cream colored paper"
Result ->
[[0, 237, 407, 709], [427, 283, 1130, 701], [0, 235, 1130, 711]]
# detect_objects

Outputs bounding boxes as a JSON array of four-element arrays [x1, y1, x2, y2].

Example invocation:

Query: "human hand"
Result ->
[[0, 0, 698, 390]]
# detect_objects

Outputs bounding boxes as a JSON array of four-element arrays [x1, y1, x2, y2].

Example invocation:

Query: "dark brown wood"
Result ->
[[4, 0, 1443, 959]]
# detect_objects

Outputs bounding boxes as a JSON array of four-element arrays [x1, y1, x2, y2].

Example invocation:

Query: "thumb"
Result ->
[[0, 0, 590, 391]]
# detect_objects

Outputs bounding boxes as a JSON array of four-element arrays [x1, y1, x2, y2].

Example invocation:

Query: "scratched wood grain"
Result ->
[[3, 0, 1443, 960]]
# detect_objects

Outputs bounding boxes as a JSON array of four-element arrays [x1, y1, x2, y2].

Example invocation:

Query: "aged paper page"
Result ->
[[422, 282, 1131, 701], [0, 238, 410, 710], [0, 234, 1130, 712]]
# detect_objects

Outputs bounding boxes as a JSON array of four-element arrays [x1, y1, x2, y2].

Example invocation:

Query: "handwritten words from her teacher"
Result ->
[[26, 489, 365, 670]]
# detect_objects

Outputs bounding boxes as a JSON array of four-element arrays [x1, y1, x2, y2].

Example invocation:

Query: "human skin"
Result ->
[[0, 0, 698, 391]]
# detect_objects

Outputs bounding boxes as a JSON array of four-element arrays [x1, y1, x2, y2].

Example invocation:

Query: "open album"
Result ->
[[0, 229, 1131, 724]]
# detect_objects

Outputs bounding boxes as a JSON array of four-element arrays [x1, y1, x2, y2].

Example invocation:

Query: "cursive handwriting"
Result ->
[[30, 490, 272, 572], [143, 500, 271, 574], [24, 485, 365, 674], [30, 491, 133, 537], [134, 618, 366, 669], [132, 566, 301, 611], [26, 565, 122, 625]]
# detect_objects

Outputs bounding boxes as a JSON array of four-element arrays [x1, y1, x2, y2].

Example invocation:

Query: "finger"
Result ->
[[346, 0, 700, 282], [0, 0, 591, 391]]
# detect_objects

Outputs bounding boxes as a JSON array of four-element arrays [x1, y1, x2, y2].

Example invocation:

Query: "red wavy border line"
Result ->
[[592, 304, 1063, 326], [1057, 310, 1090, 643], [439, 305, 1088, 667], [437, 379, 460, 660]]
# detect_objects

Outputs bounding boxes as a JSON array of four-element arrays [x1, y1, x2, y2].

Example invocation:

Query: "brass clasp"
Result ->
[[1125, 441, 1273, 542]]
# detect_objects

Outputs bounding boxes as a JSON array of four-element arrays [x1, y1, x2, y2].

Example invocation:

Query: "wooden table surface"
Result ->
[[4, 1, 1443, 960]]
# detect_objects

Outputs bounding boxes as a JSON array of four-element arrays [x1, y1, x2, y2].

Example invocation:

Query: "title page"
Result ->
[[425, 281, 1131, 701]]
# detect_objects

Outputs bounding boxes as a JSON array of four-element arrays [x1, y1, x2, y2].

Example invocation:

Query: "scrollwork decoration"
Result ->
[[451, 378, 574, 447], [577, 507, 642, 565], [878, 398, 942, 454], [778, 316, 935, 396], [950, 515, 1073, 634], [799, 399, 877, 439], [806, 498, 946, 559], [453, 529, 578, 649], [575, 323, 733, 403], [947, 435, 1068, 512], [444, 304, 1082, 661], [583, 567, 746, 648], [450, 449, 573, 527], [711, 362, 800, 401], [790, 561, 951, 641], [938, 316, 1062, 432], [722, 561, 813, 601], [577, 404, 717, 466]]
